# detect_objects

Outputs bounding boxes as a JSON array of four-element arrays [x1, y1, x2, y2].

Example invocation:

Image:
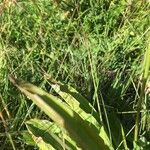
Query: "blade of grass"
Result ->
[[0, 110, 16, 150], [134, 38, 150, 143]]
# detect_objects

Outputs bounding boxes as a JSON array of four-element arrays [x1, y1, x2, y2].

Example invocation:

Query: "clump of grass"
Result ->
[[0, 0, 150, 149]]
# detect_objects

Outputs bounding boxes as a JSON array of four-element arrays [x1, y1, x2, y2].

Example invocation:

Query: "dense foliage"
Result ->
[[0, 0, 150, 149]]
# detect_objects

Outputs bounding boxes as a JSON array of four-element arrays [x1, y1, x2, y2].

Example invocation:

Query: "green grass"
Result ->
[[0, 0, 150, 149]]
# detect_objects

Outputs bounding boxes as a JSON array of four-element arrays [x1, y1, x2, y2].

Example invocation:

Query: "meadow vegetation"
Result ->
[[0, 0, 150, 149]]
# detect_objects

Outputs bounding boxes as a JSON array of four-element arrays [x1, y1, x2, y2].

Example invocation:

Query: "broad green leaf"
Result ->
[[50, 81, 113, 149], [29, 133, 54, 150], [11, 78, 111, 150], [26, 119, 77, 150], [21, 131, 36, 146], [50, 81, 99, 122]]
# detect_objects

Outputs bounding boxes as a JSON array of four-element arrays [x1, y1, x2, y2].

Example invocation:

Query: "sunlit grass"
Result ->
[[0, 0, 150, 149]]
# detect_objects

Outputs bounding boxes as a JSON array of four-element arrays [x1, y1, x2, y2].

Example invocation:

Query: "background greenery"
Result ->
[[0, 0, 150, 149]]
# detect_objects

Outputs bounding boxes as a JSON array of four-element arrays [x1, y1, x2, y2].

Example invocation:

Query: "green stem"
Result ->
[[134, 79, 146, 142], [134, 39, 150, 142]]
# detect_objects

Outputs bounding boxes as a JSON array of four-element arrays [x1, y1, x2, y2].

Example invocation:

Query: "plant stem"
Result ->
[[134, 39, 150, 142]]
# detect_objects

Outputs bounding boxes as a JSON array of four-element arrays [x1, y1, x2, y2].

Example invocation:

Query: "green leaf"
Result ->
[[21, 131, 36, 146], [50, 80, 113, 149], [50, 81, 99, 122], [11, 78, 112, 150], [26, 119, 77, 150]]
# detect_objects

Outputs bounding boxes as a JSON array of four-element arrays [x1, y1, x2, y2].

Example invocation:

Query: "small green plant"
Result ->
[[9, 76, 114, 150], [9, 73, 134, 150]]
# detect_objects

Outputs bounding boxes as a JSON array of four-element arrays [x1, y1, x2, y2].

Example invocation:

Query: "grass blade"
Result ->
[[134, 39, 150, 143]]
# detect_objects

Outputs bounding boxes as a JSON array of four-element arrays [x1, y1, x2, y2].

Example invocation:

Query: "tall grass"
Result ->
[[134, 38, 150, 144], [0, 0, 150, 149]]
